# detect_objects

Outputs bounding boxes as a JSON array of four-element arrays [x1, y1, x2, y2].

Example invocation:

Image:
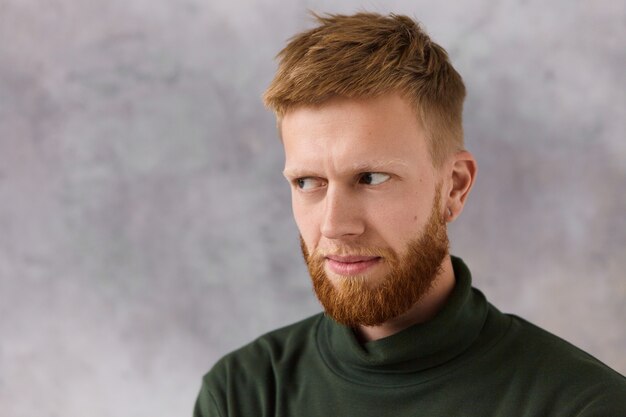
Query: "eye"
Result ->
[[295, 177, 325, 191], [359, 172, 391, 185]]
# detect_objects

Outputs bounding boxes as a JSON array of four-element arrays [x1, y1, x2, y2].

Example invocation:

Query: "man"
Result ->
[[195, 12, 626, 416]]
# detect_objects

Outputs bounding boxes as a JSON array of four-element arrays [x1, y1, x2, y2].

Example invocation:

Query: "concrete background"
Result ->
[[0, 0, 624, 415]]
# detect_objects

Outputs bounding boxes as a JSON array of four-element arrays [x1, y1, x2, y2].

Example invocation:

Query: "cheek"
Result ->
[[369, 199, 427, 247], [291, 197, 319, 246]]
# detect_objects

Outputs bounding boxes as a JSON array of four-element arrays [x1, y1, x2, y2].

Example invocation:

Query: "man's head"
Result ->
[[264, 12, 466, 168], [264, 13, 476, 327]]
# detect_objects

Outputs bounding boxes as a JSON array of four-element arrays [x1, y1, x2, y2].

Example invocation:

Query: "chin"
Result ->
[[325, 268, 386, 289]]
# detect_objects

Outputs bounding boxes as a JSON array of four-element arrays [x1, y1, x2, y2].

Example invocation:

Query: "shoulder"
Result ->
[[505, 313, 622, 377], [495, 310, 626, 415], [194, 313, 324, 416], [203, 312, 323, 387]]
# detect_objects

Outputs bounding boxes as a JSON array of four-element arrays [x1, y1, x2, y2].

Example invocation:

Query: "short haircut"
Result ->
[[263, 12, 467, 167]]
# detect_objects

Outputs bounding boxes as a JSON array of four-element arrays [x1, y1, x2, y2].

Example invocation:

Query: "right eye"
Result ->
[[294, 177, 325, 191]]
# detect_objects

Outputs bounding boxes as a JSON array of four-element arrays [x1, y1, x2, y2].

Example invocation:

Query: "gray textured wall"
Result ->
[[1, 0, 624, 415]]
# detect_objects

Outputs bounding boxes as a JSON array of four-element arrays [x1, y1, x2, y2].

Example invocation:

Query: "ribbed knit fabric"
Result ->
[[194, 257, 626, 416]]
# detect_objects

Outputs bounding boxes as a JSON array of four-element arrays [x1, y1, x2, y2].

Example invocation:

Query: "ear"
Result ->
[[443, 151, 477, 223]]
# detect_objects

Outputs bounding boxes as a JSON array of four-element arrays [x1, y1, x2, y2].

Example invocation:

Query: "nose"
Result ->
[[320, 185, 365, 239]]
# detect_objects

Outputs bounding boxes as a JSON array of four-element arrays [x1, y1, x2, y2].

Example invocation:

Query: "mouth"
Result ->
[[324, 255, 382, 276]]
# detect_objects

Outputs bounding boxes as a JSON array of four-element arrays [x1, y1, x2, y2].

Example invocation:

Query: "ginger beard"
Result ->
[[299, 188, 449, 327]]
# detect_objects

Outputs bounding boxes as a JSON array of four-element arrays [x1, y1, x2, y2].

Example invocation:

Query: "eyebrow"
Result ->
[[350, 159, 409, 171], [283, 159, 409, 178]]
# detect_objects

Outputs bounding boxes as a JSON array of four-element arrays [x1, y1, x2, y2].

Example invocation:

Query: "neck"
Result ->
[[354, 255, 456, 343]]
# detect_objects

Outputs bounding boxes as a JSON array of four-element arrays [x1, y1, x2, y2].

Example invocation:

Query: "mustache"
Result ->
[[299, 235, 398, 261], [311, 246, 393, 259], [298, 235, 395, 260]]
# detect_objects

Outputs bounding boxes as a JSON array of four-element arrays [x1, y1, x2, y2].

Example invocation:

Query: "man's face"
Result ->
[[281, 94, 449, 327]]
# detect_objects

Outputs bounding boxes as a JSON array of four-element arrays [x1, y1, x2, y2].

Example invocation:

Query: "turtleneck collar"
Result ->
[[315, 256, 490, 386]]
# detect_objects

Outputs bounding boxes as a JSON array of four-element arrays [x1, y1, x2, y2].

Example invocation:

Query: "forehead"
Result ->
[[281, 94, 432, 175]]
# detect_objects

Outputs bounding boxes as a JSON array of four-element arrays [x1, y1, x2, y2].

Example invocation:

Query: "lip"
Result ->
[[326, 255, 380, 263], [325, 255, 381, 276]]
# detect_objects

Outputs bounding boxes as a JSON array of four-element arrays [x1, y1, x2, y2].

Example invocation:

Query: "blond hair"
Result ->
[[263, 12, 466, 167]]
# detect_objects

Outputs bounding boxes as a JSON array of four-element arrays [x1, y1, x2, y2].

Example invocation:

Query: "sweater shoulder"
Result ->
[[497, 312, 626, 414], [506, 313, 623, 377], [197, 313, 324, 416], [203, 312, 323, 386]]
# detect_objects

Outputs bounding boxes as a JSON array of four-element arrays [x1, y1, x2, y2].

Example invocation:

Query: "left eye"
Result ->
[[360, 172, 390, 185]]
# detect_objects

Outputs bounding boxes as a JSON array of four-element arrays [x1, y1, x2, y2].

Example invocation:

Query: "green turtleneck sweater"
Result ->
[[193, 257, 626, 416]]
